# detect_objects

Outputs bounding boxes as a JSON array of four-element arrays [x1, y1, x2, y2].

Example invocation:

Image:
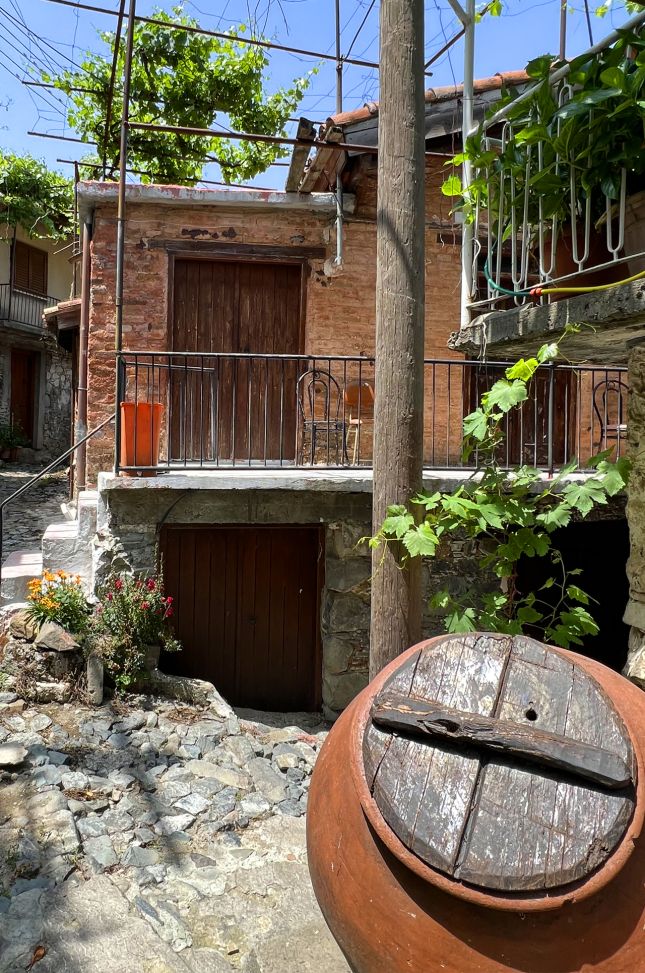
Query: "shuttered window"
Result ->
[[13, 242, 48, 296]]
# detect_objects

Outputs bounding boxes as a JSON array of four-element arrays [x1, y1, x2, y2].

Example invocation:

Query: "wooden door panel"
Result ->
[[160, 526, 322, 711], [171, 259, 302, 463], [10, 349, 37, 444]]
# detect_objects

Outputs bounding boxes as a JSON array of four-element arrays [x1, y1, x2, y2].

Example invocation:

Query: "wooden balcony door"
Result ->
[[171, 258, 303, 463]]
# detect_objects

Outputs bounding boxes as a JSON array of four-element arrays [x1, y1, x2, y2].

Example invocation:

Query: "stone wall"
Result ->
[[0, 331, 72, 459], [83, 157, 464, 483], [94, 481, 490, 717], [624, 342, 645, 687]]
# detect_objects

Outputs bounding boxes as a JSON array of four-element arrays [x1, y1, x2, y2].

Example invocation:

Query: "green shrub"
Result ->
[[27, 571, 91, 635]]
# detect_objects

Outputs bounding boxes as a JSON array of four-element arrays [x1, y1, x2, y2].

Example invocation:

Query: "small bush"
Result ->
[[27, 571, 91, 635], [90, 570, 180, 693]]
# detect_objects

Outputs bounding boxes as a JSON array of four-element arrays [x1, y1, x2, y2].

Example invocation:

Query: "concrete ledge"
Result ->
[[98, 468, 484, 494], [1, 550, 42, 604], [451, 279, 645, 365]]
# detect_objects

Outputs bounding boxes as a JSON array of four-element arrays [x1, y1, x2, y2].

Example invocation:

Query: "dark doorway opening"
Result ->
[[160, 525, 323, 711], [10, 348, 37, 445], [516, 517, 629, 672]]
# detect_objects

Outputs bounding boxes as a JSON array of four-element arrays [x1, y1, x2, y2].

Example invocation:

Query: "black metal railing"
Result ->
[[0, 283, 61, 330], [114, 352, 629, 475]]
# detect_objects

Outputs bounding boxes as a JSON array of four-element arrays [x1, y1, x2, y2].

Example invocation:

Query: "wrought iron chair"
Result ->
[[297, 368, 347, 465], [593, 378, 629, 450]]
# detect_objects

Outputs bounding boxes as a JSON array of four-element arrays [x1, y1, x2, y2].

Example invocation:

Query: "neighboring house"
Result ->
[[16, 73, 629, 717], [0, 224, 75, 459]]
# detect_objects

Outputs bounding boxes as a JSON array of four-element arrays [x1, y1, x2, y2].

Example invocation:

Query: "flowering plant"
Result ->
[[27, 571, 91, 635], [90, 570, 180, 692]]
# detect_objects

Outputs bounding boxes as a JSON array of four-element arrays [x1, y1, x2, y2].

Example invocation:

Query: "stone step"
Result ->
[[78, 490, 98, 540], [1, 549, 42, 605], [42, 521, 92, 580]]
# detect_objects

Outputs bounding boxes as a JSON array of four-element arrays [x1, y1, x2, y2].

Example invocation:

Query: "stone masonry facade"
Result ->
[[83, 158, 464, 482], [93, 481, 490, 718]]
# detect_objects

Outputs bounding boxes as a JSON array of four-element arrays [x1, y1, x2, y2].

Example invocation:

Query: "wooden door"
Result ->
[[160, 525, 323, 711], [10, 349, 37, 444], [465, 364, 577, 467], [171, 259, 303, 463]]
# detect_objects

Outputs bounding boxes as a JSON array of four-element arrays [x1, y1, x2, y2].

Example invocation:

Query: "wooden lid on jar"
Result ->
[[361, 634, 637, 894]]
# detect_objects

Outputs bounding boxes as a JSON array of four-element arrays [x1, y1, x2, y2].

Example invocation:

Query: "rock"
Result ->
[[184, 760, 248, 788], [274, 752, 300, 771], [9, 608, 39, 641], [46, 750, 68, 766], [134, 894, 193, 952], [45, 809, 80, 855], [84, 835, 118, 871], [0, 742, 27, 767], [86, 653, 104, 706], [29, 713, 53, 732], [276, 799, 306, 817], [155, 813, 195, 836], [101, 808, 135, 835], [122, 845, 160, 868], [240, 793, 271, 820], [174, 793, 209, 816], [158, 780, 191, 803], [61, 770, 91, 791], [247, 757, 288, 804], [109, 770, 136, 789], [34, 681, 73, 703], [107, 732, 130, 750], [191, 777, 226, 800], [34, 620, 80, 653], [0, 691, 19, 704], [77, 815, 107, 840], [134, 827, 156, 845]]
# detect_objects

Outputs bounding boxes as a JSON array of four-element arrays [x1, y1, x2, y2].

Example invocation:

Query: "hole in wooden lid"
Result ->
[[525, 708, 538, 722]]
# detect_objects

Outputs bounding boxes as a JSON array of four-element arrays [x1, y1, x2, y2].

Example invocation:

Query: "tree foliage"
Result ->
[[370, 329, 631, 650], [0, 150, 74, 240], [44, 6, 314, 185]]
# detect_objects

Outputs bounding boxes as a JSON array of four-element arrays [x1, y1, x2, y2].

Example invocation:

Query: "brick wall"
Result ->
[[85, 158, 465, 481]]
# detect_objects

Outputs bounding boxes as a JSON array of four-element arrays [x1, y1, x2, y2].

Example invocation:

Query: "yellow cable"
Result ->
[[531, 266, 645, 297]]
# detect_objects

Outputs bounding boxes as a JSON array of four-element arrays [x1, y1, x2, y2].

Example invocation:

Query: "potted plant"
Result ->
[[0, 421, 29, 461], [90, 569, 180, 693], [443, 31, 645, 287]]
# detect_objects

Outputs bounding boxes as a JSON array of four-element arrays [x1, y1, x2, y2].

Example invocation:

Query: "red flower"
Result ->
[[106, 593, 113, 602], [146, 578, 156, 591], [142, 601, 150, 610], [135, 580, 142, 588], [165, 596, 173, 605], [165, 606, 174, 617], [115, 579, 123, 591]]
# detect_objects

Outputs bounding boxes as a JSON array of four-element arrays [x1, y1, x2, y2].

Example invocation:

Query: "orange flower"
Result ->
[[57, 570, 68, 579], [43, 571, 55, 583]]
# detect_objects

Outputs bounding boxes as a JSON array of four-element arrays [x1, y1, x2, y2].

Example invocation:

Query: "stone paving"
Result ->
[[0, 693, 350, 973], [0, 465, 69, 557]]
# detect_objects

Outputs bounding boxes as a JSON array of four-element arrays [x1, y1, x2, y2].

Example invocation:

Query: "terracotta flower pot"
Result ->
[[307, 635, 645, 973], [119, 402, 163, 477]]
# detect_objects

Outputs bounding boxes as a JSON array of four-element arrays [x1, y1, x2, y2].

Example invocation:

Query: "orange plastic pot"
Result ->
[[119, 402, 163, 477], [307, 639, 645, 973]]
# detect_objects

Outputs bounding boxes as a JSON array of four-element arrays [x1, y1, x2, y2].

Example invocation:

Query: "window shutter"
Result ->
[[13, 242, 30, 291], [12, 242, 48, 296]]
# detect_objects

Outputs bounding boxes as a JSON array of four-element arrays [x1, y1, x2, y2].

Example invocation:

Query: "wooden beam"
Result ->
[[285, 118, 317, 193], [298, 126, 344, 194], [370, 0, 426, 679], [372, 693, 634, 790]]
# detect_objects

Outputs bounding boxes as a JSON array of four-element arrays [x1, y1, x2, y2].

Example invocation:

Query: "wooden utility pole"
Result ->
[[370, 0, 425, 679]]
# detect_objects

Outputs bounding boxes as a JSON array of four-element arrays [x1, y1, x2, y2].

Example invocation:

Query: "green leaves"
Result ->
[[45, 8, 313, 185], [0, 151, 73, 239], [441, 174, 463, 197], [371, 331, 630, 656]]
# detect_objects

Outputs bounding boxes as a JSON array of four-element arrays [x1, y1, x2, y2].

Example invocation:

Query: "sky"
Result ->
[[0, 0, 639, 190]]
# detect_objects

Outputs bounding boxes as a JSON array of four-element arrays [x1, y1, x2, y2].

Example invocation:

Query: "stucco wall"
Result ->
[[84, 158, 464, 481], [0, 226, 73, 301]]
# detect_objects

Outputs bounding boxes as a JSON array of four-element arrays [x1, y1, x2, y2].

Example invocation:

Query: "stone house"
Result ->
[[26, 75, 629, 717], [0, 224, 75, 459]]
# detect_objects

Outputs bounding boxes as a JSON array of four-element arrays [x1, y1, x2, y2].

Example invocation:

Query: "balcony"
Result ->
[[451, 23, 645, 365], [0, 283, 61, 332], [114, 352, 628, 476]]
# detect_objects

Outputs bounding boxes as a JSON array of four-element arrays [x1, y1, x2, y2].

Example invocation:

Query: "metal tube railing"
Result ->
[[114, 352, 628, 475]]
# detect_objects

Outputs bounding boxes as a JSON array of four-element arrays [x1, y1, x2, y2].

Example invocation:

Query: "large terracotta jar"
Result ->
[[307, 633, 645, 973]]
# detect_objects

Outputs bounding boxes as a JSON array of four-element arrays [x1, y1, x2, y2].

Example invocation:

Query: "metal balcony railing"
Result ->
[[114, 352, 628, 475], [0, 284, 61, 331], [465, 11, 645, 314]]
